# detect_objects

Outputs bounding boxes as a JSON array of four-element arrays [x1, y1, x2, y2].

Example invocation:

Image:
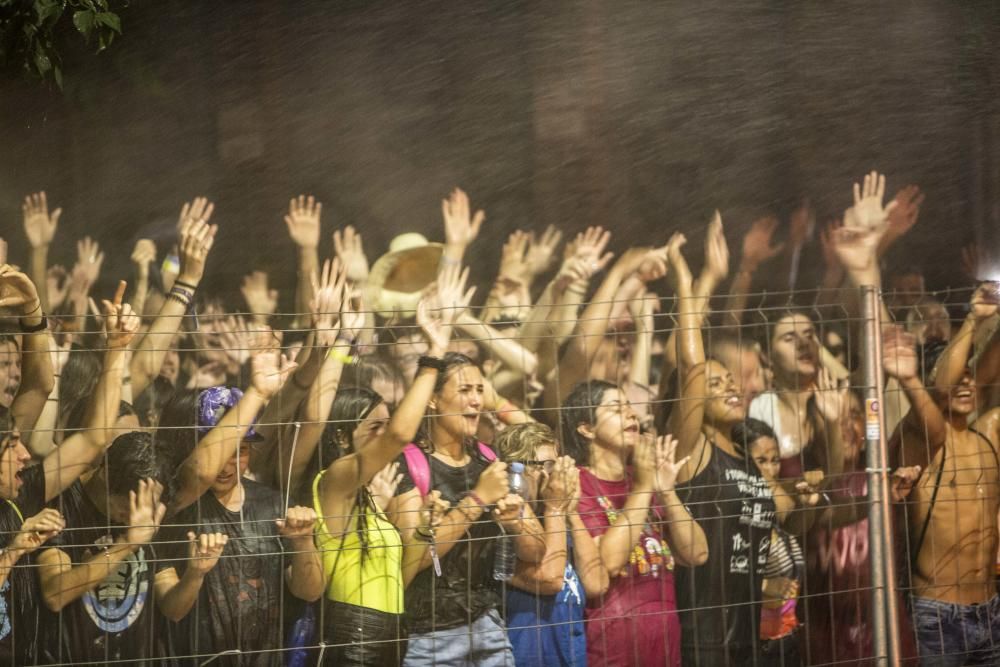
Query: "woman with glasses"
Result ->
[[495, 422, 607, 667]]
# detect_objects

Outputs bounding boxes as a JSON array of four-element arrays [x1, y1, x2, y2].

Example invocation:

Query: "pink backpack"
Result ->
[[402, 442, 497, 498]]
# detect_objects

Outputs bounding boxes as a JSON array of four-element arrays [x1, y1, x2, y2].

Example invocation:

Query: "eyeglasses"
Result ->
[[517, 460, 557, 474]]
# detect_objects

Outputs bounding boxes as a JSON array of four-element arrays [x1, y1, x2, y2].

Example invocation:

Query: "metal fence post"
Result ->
[[861, 285, 902, 666]]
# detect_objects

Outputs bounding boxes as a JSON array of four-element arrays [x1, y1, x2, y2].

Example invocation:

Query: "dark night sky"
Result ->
[[2, 1, 999, 305]]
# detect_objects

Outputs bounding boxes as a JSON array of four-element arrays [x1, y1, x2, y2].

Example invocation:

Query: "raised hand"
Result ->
[[788, 199, 814, 248], [970, 281, 1000, 323], [666, 232, 692, 293], [961, 243, 982, 283], [102, 281, 141, 349], [442, 187, 485, 249], [332, 226, 369, 283], [131, 239, 157, 280], [882, 327, 918, 381], [241, 271, 279, 323], [812, 365, 846, 423], [10, 508, 65, 556], [125, 478, 167, 546], [830, 224, 881, 275], [417, 264, 475, 353], [741, 216, 784, 272], [285, 195, 322, 249], [177, 213, 218, 287], [276, 506, 318, 543], [250, 349, 298, 399], [847, 171, 897, 231], [651, 434, 689, 495], [701, 210, 729, 284], [499, 230, 531, 281], [216, 315, 254, 368], [369, 462, 404, 510], [185, 532, 228, 575], [310, 259, 347, 346], [524, 226, 563, 277], [176, 196, 215, 235], [540, 455, 580, 514], [819, 219, 844, 274], [884, 185, 924, 244], [22, 191, 61, 249], [0, 264, 42, 315], [75, 237, 105, 286]]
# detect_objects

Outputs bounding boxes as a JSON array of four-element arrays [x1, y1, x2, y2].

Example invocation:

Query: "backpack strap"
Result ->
[[403, 444, 431, 498], [477, 442, 497, 462], [404, 441, 497, 499]]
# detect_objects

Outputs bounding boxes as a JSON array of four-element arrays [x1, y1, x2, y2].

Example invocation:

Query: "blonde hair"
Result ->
[[494, 422, 557, 462]]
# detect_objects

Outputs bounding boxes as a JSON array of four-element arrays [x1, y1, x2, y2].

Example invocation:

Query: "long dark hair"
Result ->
[[560, 380, 618, 466], [302, 387, 385, 563], [414, 352, 489, 460]]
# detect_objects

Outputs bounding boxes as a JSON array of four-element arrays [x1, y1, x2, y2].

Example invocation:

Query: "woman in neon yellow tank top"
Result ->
[[301, 265, 473, 666]]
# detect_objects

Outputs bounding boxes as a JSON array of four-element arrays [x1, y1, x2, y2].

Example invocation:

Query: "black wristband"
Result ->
[[173, 279, 198, 291], [413, 527, 434, 543], [19, 315, 48, 334], [417, 355, 447, 373]]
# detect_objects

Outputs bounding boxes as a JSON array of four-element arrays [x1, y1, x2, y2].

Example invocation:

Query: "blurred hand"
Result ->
[[22, 191, 61, 249], [285, 195, 322, 249], [442, 187, 485, 249], [741, 215, 784, 272], [333, 225, 370, 283]]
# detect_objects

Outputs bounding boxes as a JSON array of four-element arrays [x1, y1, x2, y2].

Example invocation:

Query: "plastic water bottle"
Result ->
[[493, 462, 525, 581]]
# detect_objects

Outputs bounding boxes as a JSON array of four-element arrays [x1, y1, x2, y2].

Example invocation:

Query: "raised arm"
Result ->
[[440, 187, 484, 270], [42, 282, 139, 501], [663, 235, 709, 479], [286, 194, 322, 328], [652, 435, 708, 566], [592, 436, 658, 575], [170, 350, 296, 513], [933, 283, 998, 395], [0, 265, 54, 432], [22, 191, 61, 314], [319, 264, 475, 513], [884, 327, 948, 469], [455, 311, 538, 377], [129, 239, 156, 324], [131, 199, 216, 397], [724, 216, 784, 326]]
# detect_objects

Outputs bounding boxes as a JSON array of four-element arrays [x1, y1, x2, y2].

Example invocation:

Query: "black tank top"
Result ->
[[675, 442, 776, 655]]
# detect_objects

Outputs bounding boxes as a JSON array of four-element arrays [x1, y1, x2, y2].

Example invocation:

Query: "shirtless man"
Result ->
[[887, 284, 1000, 666]]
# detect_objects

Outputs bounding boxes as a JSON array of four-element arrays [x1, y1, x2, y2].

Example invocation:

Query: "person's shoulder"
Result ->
[[972, 408, 1000, 443]]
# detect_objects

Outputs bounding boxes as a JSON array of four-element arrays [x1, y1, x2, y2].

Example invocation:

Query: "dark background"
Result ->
[[2, 1, 1000, 305]]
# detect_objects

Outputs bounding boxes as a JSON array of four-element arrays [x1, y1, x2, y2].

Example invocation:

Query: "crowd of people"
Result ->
[[0, 172, 997, 667]]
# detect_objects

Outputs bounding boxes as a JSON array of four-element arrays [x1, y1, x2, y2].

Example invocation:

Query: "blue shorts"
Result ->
[[403, 608, 514, 667], [911, 595, 1000, 666]]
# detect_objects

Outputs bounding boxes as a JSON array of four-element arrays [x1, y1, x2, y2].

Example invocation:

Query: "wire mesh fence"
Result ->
[[1, 275, 999, 667]]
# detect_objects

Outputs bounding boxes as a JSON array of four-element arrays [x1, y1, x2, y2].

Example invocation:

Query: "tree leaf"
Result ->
[[96, 11, 121, 34], [72, 10, 95, 38]]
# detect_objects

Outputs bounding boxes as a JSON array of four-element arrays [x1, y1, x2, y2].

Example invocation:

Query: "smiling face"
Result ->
[[703, 359, 745, 426], [770, 313, 819, 384], [937, 368, 976, 417], [0, 428, 31, 500], [431, 364, 485, 442], [586, 388, 641, 452], [0, 339, 21, 409]]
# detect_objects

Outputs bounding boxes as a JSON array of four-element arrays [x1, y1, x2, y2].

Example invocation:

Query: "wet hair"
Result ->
[[300, 386, 385, 563], [154, 388, 201, 471], [0, 404, 11, 440], [133, 375, 176, 428], [102, 430, 176, 504], [64, 399, 137, 438], [560, 380, 618, 466], [57, 347, 103, 432], [495, 422, 557, 462], [340, 355, 405, 404], [730, 418, 779, 457]]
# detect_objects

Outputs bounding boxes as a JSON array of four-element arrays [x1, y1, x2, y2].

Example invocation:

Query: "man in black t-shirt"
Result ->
[[38, 431, 174, 666]]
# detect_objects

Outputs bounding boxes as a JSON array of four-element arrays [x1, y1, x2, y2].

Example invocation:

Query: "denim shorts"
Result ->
[[911, 595, 1000, 666], [403, 608, 515, 667]]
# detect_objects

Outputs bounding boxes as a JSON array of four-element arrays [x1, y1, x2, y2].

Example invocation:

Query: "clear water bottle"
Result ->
[[493, 462, 525, 581]]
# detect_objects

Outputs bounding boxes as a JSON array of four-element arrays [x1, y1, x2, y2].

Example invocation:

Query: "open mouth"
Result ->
[[623, 423, 640, 434], [724, 395, 742, 407]]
